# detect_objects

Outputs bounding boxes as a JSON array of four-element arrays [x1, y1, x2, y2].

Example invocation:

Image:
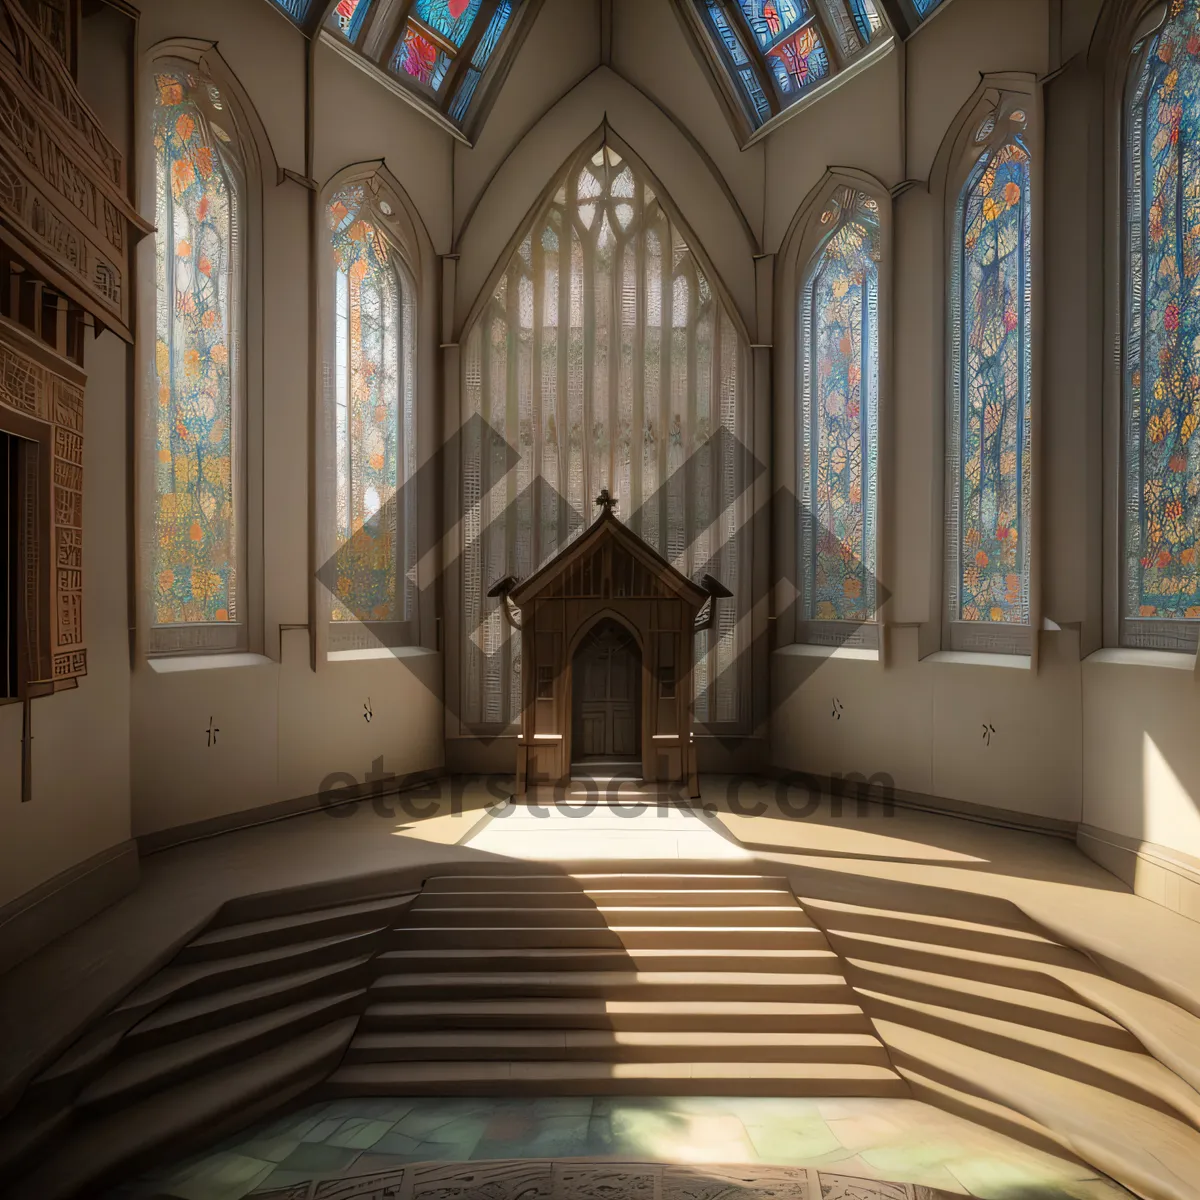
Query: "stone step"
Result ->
[[842, 957, 1142, 1050], [360, 998, 872, 1034], [123, 955, 373, 1051], [322, 1059, 908, 1097], [823, 928, 1081, 1001], [78, 991, 365, 1115], [407, 906, 812, 929], [376, 947, 837, 975], [412, 889, 795, 910], [345, 1029, 893, 1066], [175, 895, 417, 963], [390, 925, 823, 951], [876, 1018, 1200, 1200], [802, 897, 1079, 967], [370, 970, 856, 1004], [114, 929, 384, 1014], [5, 1018, 358, 1200], [422, 873, 791, 893], [859, 987, 1200, 1131]]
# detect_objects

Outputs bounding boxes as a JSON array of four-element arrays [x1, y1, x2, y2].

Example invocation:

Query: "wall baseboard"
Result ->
[[1077, 825, 1200, 924], [0, 841, 140, 976], [761, 766, 1079, 839], [136, 769, 449, 855]]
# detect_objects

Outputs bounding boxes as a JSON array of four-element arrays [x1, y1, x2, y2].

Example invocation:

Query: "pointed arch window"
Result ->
[[322, 181, 418, 652], [798, 187, 880, 646], [945, 104, 1033, 653], [683, 0, 888, 144], [147, 65, 248, 654], [461, 143, 750, 730], [1121, 2, 1200, 651]]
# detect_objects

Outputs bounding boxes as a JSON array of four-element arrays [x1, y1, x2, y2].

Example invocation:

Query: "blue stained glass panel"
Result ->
[[735, 0, 811, 51], [451, 68, 482, 121], [848, 0, 882, 43], [767, 23, 828, 94], [801, 192, 880, 625], [1123, 4, 1200, 630], [270, 0, 312, 21], [412, 0, 484, 46], [738, 67, 771, 123], [706, 2, 750, 65], [953, 137, 1032, 625], [472, 0, 513, 68], [912, 0, 944, 17]]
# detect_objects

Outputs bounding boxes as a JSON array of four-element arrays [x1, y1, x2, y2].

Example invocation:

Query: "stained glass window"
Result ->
[[269, 0, 313, 23], [328, 0, 372, 41], [799, 188, 880, 639], [690, 0, 885, 138], [326, 184, 417, 637], [912, 0, 943, 16], [947, 108, 1032, 646], [462, 145, 748, 728], [151, 67, 244, 643], [1123, 1, 1200, 649]]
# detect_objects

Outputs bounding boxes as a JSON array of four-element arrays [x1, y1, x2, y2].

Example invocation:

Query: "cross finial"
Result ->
[[595, 488, 617, 517]]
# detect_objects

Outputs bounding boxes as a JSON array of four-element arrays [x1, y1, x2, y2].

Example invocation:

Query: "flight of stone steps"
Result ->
[[797, 891, 1200, 1200], [0, 892, 419, 1200], [323, 868, 908, 1098]]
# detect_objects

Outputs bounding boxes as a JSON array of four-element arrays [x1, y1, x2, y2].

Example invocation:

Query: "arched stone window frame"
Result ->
[[313, 161, 440, 664], [451, 125, 757, 738], [136, 41, 273, 660], [926, 73, 1043, 665], [1096, 0, 1200, 664], [774, 168, 894, 657]]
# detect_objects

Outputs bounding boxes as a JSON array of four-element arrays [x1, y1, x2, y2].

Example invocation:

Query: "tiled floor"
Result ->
[[110, 1095, 1130, 1200]]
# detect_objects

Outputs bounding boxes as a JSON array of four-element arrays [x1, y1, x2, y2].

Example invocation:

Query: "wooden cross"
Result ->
[[595, 488, 617, 516]]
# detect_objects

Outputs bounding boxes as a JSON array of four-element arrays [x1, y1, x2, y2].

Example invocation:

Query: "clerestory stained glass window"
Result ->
[[1123, 1, 1200, 650], [326, 184, 417, 640], [946, 107, 1032, 648], [151, 67, 245, 644], [690, 0, 886, 139], [799, 188, 880, 641], [324, 0, 523, 135], [462, 145, 749, 729], [269, 0, 313, 23]]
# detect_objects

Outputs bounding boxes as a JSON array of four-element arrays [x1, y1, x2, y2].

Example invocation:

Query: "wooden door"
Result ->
[[572, 621, 640, 761]]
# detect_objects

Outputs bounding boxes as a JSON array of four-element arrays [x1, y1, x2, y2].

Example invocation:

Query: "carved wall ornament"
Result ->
[[0, 0, 150, 341]]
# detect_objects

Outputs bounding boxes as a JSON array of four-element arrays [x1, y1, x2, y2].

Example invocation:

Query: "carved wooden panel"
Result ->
[[16, 0, 74, 70], [0, 311, 84, 687], [0, 0, 148, 341]]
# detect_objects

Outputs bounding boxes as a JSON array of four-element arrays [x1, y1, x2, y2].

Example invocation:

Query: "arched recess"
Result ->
[[451, 68, 760, 341], [446, 126, 762, 753], [924, 72, 1043, 667], [774, 167, 893, 658], [136, 40, 279, 661], [312, 160, 440, 664], [1093, 0, 1200, 664]]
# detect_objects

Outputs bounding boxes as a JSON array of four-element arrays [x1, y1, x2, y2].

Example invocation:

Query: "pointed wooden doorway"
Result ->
[[571, 618, 641, 764]]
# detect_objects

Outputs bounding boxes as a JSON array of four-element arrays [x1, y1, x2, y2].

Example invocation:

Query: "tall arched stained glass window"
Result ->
[[461, 143, 749, 729], [324, 183, 418, 650], [946, 105, 1033, 652], [1123, 1, 1200, 651], [798, 187, 880, 645], [150, 66, 246, 653]]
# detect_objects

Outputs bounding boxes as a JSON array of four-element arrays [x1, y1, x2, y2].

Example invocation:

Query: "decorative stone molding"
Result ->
[[0, 0, 150, 342], [0, 311, 86, 689]]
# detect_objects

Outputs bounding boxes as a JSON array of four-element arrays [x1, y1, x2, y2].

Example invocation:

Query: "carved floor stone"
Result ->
[[255, 1162, 963, 1200]]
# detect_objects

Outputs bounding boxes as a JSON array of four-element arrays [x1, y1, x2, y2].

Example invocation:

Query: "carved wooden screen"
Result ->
[[0, 0, 149, 343], [0, 313, 85, 692]]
